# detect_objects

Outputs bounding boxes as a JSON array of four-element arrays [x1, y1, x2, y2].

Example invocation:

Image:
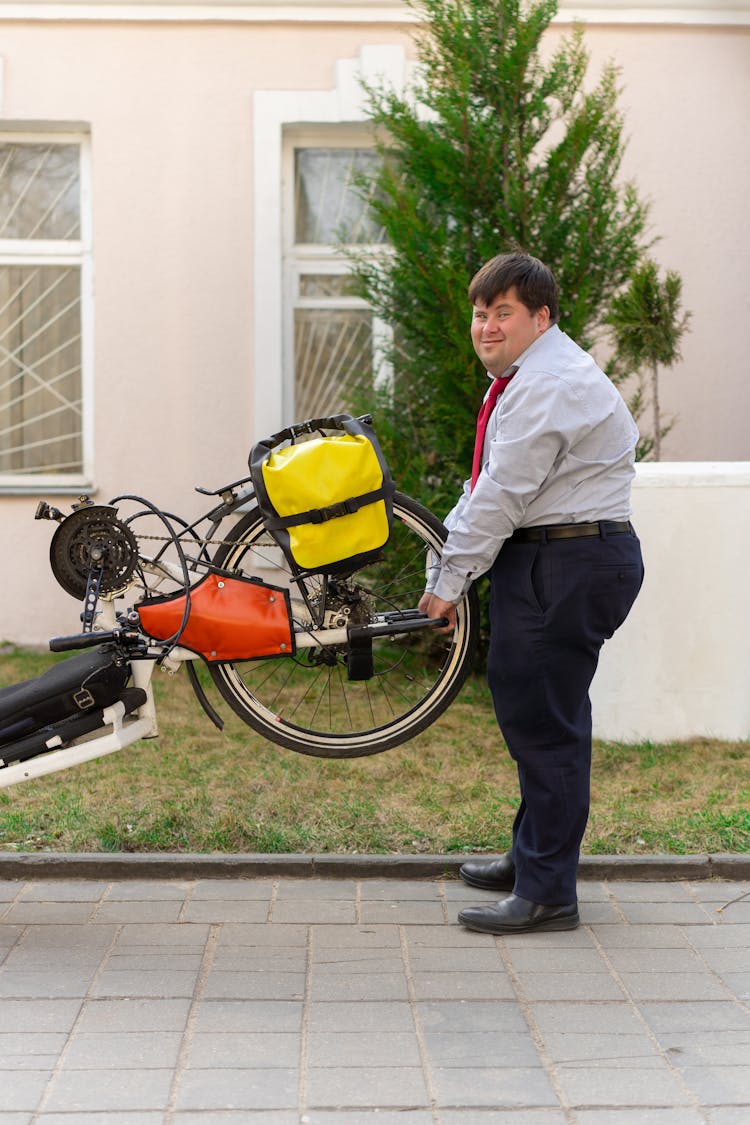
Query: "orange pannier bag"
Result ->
[[137, 570, 294, 663]]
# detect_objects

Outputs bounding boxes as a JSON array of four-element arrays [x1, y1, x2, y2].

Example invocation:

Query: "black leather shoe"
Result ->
[[458, 894, 579, 935], [459, 853, 515, 892]]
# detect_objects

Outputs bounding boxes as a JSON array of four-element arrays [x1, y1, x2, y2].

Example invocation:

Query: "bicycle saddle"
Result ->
[[0, 647, 129, 746]]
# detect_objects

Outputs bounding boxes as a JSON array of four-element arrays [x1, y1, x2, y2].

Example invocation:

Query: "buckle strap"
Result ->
[[510, 520, 632, 543], [263, 485, 391, 531]]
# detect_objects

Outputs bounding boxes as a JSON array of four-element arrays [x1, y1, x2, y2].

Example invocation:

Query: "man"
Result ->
[[419, 252, 644, 935]]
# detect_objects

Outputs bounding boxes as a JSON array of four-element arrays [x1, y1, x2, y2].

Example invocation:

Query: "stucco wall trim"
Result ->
[[634, 462, 750, 487], [0, 2, 747, 27]]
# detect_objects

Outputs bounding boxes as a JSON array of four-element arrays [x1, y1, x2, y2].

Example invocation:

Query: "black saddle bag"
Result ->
[[0, 647, 130, 748]]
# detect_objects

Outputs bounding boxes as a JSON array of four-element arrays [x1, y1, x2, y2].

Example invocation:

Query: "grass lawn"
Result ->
[[0, 647, 748, 856]]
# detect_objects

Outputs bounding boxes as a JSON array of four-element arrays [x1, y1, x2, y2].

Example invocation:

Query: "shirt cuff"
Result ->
[[432, 566, 473, 604], [423, 557, 442, 594]]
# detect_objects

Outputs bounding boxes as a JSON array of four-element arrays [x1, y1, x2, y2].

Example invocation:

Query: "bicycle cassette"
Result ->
[[49, 504, 139, 600]]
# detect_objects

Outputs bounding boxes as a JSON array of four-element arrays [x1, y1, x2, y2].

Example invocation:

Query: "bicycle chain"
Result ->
[[134, 532, 261, 549]]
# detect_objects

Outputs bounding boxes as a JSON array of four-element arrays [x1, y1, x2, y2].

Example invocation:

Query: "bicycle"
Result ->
[[0, 415, 479, 790]]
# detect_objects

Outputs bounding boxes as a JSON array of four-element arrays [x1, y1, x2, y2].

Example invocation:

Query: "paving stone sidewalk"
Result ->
[[0, 871, 749, 1124]]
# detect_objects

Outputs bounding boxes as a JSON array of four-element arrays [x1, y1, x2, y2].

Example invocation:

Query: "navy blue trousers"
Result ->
[[486, 528, 644, 905]]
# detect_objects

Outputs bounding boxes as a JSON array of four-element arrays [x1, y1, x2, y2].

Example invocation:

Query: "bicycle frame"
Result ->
[[0, 467, 453, 788]]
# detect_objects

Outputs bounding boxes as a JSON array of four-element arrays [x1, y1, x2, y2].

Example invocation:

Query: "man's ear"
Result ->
[[536, 305, 551, 333]]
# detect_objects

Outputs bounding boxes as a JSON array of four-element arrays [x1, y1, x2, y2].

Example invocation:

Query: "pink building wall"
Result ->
[[0, 2, 747, 743]]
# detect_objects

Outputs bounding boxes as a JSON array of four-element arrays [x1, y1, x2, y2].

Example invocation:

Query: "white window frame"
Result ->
[[252, 44, 407, 440], [283, 128, 393, 420], [0, 128, 93, 493]]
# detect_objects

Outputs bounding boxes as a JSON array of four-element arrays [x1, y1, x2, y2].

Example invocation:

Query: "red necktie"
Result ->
[[470, 370, 516, 491]]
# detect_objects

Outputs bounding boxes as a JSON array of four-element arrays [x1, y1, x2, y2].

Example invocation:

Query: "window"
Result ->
[[285, 135, 390, 421], [0, 134, 91, 488]]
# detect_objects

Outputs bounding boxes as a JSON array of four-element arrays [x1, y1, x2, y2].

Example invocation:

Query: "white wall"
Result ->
[[7, 463, 750, 747], [591, 462, 750, 742]]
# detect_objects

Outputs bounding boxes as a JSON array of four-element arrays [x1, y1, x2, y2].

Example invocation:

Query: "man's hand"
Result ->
[[418, 592, 456, 634]]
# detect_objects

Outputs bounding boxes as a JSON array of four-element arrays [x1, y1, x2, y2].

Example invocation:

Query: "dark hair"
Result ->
[[468, 252, 559, 324]]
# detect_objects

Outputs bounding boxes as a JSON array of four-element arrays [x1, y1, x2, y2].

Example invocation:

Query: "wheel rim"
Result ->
[[210, 497, 475, 755]]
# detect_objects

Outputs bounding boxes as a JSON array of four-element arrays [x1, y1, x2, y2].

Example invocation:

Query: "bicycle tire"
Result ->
[[208, 491, 479, 758]]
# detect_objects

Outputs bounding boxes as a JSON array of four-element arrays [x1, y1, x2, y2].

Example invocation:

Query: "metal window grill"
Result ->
[[292, 147, 386, 420], [0, 143, 83, 478]]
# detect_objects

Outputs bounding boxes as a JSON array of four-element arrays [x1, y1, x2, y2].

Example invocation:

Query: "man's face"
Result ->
[[470, 288, 550, 376]]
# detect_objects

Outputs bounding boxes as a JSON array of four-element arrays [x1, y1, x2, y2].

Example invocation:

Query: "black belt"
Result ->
[[510, 520, 633, 543]]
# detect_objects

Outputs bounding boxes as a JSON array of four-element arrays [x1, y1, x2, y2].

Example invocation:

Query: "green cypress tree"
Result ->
[[347, 0, 650, 511]]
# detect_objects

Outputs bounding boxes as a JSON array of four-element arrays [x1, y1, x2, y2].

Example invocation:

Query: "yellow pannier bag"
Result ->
[[249, 414, 394, 575]]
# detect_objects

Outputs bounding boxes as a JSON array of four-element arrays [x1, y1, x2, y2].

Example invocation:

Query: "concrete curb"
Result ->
[[0, 851, 748, 881]]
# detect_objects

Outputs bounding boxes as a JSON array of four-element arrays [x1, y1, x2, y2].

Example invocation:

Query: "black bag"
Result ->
[[0, 646, 130, 748]]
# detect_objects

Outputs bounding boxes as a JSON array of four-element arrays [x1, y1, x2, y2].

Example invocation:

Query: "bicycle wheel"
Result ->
[[209, 492, 479, 758]]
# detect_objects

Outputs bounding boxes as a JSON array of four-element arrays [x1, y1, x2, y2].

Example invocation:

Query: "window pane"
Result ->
[[0, 265, 82, 474], [0, 144, 80, 240], [299, 273, 361, 299], [294, 308, 373, 420], [294, 148, 385, 245]]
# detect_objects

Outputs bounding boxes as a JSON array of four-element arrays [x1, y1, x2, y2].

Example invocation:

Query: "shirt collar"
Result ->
[[513, 324, 559, 372], [484, 324, 559, 381]]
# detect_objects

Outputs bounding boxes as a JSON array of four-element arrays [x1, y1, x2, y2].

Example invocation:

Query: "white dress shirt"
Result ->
[[429, 324, 638, 603]]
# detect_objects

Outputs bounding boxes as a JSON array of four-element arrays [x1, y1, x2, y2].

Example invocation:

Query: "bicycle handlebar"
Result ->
[[49, 629, 145, 653]]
